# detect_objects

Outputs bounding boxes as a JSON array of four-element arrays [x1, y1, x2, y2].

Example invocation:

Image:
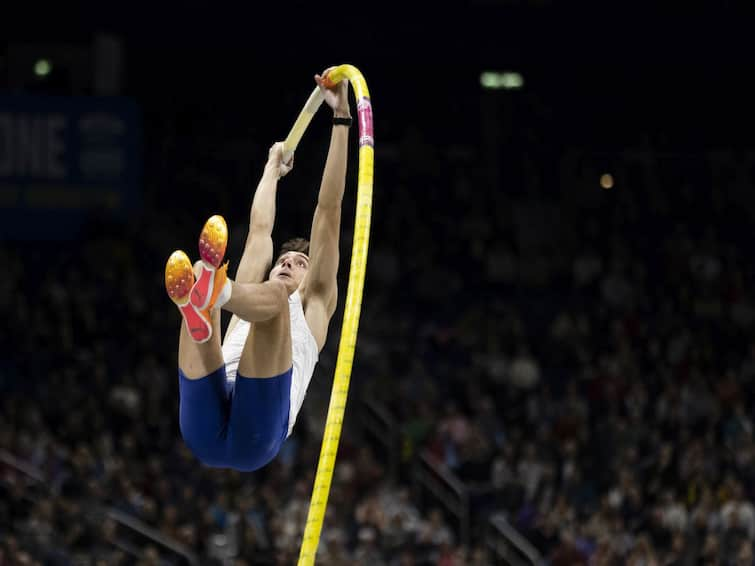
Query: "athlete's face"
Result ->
[[270, 251, 309, 294]]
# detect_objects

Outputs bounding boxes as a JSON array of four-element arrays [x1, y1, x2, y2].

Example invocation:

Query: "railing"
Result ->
[[0, 449, 199, 565], [358, 396, 400, 481], [0, 449, 47, 483], [106, 508, 200, 566], [487, 511, 544, 566], [413, 451, 471, 546], [325, 399, 544, 566], [356, 399, 473, 545]]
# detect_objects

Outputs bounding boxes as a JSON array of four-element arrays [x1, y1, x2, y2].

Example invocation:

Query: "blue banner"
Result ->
[[0, 95, 142, 240]]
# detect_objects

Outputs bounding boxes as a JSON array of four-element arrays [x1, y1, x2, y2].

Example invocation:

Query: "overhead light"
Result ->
[[480, 71, 524, 90], [34, 59, 52, 77], [600, 173, 614, 189]]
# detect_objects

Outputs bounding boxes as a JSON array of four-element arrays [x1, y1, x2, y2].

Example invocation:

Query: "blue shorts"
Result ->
[[178, 365, 291, 472]]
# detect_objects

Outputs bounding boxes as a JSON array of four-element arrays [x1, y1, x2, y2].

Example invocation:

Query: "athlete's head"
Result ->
[[270, 237, 310, 295]]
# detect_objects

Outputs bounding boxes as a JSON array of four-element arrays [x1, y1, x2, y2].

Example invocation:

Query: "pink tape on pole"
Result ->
[[357, 97, 374, 148]]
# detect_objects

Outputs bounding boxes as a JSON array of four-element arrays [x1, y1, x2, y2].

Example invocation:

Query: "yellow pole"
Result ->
[[282, 65, 374, 566]]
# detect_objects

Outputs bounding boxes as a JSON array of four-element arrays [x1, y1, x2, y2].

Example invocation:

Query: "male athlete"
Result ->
[[164, 69, 350, 471]]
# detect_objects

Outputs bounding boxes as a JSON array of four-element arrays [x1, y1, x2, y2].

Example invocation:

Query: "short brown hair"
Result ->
[[278, 237, 309, 258]]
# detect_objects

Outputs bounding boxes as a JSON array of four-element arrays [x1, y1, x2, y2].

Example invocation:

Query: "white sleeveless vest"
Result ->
[[222, 290, 319, 436]]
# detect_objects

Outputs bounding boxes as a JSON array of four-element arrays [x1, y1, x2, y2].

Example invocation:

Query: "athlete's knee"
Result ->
[[262, 280, 289, 319], [269, 279, 289, 306]]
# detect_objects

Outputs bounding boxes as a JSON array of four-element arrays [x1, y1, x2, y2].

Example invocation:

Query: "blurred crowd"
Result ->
[[3, 81, 755, 566], [361, 129, 755, 565]]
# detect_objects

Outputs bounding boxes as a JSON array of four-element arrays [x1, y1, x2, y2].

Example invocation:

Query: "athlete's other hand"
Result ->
[[267, 142, 294, 178], [315, 67, 350, 118]]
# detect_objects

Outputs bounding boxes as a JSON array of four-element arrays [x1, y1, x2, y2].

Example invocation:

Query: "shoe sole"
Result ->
[[192, 215, 228, 309], [165, 250, 194, 305], [179, 302, 212, 343], [165, 250, 212, 343]]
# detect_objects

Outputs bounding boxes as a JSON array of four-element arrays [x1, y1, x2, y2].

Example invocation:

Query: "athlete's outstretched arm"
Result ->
[[302, 69, 351, 350], [226, 144, 292, 337], [236, 143, 292, 283]]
